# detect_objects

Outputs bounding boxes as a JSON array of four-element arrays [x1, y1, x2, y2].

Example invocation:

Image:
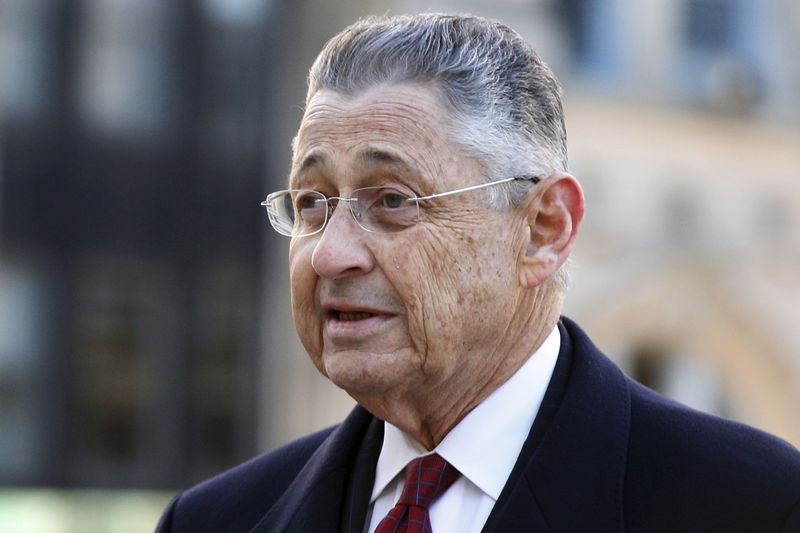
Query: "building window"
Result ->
[[0, 0, 54, 121], [630, 344, 727, 416], [680, 0, 763, 114], [76, 0, 173, 140], [557, 0, 624, 77], [685, 0, 735, 52]]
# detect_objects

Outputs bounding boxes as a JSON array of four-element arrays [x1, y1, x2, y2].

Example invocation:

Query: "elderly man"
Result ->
[[157, 13, 800, 533]]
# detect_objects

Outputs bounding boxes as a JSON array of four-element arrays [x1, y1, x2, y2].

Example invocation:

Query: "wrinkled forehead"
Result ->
[[290, 84, 461, 182]]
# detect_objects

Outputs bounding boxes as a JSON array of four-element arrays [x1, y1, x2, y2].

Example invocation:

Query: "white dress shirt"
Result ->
[[364, 326, 561, 533]]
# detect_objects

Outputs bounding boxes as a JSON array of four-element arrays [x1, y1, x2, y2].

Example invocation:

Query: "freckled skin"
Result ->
[[288, 83, 569, 449]]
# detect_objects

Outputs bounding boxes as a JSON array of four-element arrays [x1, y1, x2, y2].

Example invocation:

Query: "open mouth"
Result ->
[[331, 310, 376, 321], [324, 306, 393, 339]]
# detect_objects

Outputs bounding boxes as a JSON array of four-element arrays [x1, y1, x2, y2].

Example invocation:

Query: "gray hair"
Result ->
[[306, 13, 569, 209]]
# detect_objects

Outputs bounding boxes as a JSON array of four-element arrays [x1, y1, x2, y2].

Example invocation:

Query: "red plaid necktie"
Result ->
[[374, 453, 461, 533]]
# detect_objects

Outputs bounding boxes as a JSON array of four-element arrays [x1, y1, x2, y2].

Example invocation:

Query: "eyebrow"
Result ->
[[298, 154, 322, 172], [361, 150, 404, 166], [293, 149, 412, 184]]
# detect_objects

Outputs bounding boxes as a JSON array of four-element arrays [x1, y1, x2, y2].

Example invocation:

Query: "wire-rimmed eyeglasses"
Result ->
[[260, 175, 541, 237]]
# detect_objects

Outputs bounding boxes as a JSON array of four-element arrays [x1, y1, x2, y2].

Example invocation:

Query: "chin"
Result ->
[[322, 349, 414, 396]]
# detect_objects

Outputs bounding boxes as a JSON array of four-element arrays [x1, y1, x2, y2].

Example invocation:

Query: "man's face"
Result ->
[[288, 84, 530, 405]]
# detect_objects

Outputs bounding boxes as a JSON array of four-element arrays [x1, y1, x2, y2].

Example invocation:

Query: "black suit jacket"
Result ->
[[156, 318, 800, 532]]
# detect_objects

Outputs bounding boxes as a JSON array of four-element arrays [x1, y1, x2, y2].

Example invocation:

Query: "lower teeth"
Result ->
[[339, 312, 372, 321]]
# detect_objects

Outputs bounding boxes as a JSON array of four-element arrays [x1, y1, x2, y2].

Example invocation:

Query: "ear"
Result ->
[[518, 173, 584, 288]]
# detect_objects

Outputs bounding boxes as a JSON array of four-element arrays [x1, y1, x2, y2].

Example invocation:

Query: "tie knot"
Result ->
[[397, 453, 460, 509]]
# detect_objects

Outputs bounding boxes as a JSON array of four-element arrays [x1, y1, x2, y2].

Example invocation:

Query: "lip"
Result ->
[[322, 302, 397, 340]]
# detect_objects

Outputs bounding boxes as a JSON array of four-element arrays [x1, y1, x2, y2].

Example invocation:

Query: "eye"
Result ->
[[354, 186, 419, 231], [379, 191, 408, 209], [296, 192, 323, 211]]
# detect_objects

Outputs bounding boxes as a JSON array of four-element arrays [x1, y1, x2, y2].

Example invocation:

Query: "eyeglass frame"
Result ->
[[260, 174, 541, 237]]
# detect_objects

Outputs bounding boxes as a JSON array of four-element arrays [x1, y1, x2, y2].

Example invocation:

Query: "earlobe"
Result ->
[[518, 173, 584, 288]]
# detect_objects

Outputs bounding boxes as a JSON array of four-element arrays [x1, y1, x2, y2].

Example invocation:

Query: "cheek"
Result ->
[[378, 244, 436, 346], [289, 242, 323, 357], [397, 231, 518, 338], [387, 236, 476, 332]]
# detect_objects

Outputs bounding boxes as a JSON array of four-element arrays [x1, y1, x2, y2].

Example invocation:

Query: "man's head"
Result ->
[[282, 14, 583, 447]]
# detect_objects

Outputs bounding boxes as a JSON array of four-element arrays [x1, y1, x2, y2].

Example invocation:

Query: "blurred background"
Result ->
[[0, 0, 798, 531]]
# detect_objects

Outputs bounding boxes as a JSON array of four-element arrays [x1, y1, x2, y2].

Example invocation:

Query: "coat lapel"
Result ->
[[483, 318, 631, 532], [249, 406, 376, 533], [341, 417, 384, 533], [482, 477, 555, 532]]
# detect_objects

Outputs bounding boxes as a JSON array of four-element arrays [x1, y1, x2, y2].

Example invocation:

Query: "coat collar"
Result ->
[[482, 317, 631, 532], [248, 406, 377, 533]]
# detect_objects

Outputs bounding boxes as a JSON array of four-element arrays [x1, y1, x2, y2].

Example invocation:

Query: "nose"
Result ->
[[311, 200, 374, 279]]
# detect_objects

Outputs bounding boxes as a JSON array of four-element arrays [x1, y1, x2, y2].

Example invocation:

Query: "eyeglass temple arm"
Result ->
[[259, 175, 541, 205], [412, 175, 540, 202]]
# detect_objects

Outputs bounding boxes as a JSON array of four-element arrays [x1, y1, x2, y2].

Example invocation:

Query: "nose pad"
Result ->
[[350, 204, 364, 222], [345, 195, 368, 229], [326, 198, 339, 216]]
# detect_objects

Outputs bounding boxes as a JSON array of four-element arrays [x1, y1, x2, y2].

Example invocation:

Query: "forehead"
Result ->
[[291, 84, 463, 183]]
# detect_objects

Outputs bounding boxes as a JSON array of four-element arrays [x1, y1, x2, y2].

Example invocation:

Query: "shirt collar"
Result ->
[[370, 326, 561, 502]]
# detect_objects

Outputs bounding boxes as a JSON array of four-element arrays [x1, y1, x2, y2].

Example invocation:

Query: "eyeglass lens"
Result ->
[[266, 187, 420, 236]]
